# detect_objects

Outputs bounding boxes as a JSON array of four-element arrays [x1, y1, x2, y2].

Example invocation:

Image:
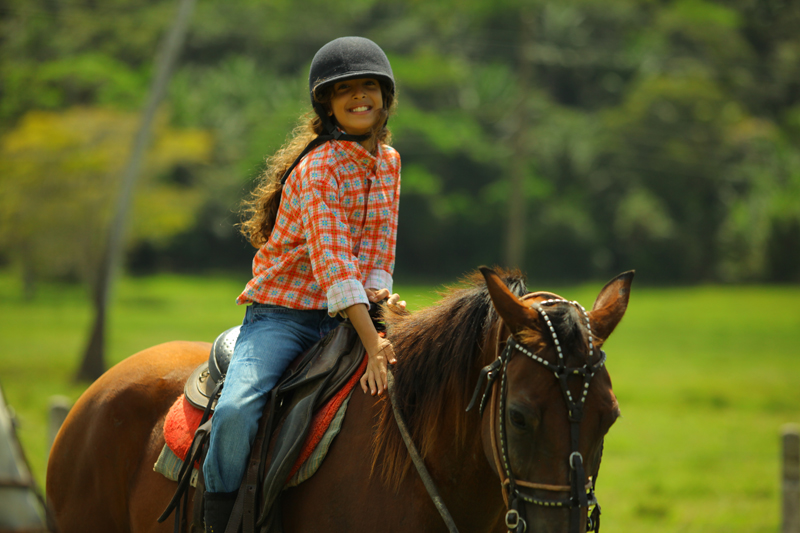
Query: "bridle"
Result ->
[[390, 295, 607, 533], [467, 296, 605, 533]]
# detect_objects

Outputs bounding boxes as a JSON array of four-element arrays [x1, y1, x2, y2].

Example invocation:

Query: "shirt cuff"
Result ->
[[365, 269, 393, 294], [326, 279, 369, 317]]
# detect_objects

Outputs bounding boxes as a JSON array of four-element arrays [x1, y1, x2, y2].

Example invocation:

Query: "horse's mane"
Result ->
[[371, 268, 528, 490]]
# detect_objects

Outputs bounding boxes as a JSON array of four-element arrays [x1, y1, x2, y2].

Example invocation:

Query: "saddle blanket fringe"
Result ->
[[154, 444, 201, 487]]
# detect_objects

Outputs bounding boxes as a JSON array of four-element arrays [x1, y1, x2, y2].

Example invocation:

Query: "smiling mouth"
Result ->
[[350, 105, 372, 113]]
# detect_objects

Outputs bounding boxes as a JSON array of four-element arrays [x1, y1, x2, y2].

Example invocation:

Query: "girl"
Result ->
[[202, 36, 404, 532]]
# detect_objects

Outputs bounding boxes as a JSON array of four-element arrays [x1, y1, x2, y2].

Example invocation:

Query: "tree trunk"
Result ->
[[504, 12, 534, 271], [76, 249, 110, 380], [75, 0, 197, 381], [505, 134, 528, 270], [20, 243, 36, 302]]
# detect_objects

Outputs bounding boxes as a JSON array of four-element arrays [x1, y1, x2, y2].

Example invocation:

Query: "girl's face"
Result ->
[[329, 78, 383, 136]]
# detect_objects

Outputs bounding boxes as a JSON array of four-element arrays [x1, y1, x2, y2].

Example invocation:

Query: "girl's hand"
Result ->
[[360, 337, 396, 396], [386, 292, 407, 312], [366, 288, 407, 312], [365, 287, 389, 302], [345, 301, 397, 396]]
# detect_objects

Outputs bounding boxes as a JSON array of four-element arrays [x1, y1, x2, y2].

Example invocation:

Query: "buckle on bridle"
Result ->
[[466, 357, 503, 414], [569, 451, 583, 470], [505, 510, 527, 533]]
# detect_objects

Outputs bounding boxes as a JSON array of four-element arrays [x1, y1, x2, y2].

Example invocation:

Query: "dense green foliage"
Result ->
[[2, 270, 798, 531], [1, 0, 799, 286]]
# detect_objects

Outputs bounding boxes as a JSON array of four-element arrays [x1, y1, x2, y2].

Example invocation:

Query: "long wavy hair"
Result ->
[[239, 81, 396, 248]]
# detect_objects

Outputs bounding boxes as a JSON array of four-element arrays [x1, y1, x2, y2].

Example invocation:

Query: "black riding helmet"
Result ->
[[309, 36, 395, 130], [280, 37, 395, 184]]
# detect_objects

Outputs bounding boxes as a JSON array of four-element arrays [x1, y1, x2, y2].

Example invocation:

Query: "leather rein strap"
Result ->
[[387, 372, 460, 533]]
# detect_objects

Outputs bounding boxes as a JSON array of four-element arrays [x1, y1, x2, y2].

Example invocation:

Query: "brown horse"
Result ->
[[47, 267, 632, 533]]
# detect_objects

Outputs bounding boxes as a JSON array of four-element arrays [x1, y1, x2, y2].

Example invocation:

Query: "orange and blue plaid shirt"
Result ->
[[237, 140, 401, 315]]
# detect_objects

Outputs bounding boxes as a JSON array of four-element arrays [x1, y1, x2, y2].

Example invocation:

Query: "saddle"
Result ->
[[159, 316, 372, 533], [183, 324, 239, 412]]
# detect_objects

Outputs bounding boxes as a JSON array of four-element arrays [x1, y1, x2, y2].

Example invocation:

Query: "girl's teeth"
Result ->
[[352, 106, 369, 112]]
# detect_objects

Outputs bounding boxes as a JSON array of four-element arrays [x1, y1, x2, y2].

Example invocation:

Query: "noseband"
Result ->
[[468, 298, 605, 533]]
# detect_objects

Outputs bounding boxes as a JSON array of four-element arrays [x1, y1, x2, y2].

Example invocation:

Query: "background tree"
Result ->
[[77, 0, 196, 381], [1, 0, 798, 296], [0, 107, 210, 292]]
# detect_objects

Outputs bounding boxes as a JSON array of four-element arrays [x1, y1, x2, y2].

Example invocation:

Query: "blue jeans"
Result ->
[[203, 303, 340, 493]]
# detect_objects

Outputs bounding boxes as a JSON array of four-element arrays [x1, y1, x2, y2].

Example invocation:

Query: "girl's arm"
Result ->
[[347, 301, 395, 396], [346, 288, 405, 396]]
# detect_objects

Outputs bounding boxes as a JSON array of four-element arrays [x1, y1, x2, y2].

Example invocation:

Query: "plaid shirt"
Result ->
[[237, 140, 401, 315]]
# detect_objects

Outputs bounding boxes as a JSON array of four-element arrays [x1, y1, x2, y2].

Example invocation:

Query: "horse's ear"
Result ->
[[589, 270, 634, 345], [480, 266, 539, 336]]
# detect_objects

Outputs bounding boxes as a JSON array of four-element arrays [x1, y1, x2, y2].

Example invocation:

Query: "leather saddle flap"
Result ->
[[258, 324, 366, 523], [172, 320, 369, 533]]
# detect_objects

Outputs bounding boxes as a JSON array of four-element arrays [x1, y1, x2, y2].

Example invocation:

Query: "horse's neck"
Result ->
[[418, 408, 502, 532], [421, 319, 506, 531]]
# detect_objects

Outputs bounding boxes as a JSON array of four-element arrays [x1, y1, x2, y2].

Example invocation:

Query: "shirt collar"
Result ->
[[332, 133, 380, 170]]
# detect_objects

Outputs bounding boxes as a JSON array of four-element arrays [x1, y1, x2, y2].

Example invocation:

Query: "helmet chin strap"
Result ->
[[279, 103, 371, 185]]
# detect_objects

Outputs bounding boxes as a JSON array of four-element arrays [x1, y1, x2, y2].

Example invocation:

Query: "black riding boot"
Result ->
[[204, 491, 237, 533]]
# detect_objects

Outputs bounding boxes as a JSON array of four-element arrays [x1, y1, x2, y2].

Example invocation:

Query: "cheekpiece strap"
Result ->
[[466, 357, 503, 414]]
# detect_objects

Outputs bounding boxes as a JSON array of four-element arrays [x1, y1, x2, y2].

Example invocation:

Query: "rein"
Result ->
[[387, 372, 460, 533], [390, 296, 606, 533]]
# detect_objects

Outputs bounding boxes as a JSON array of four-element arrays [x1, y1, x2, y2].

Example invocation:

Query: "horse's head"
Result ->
[[477, 267, 633, 533]]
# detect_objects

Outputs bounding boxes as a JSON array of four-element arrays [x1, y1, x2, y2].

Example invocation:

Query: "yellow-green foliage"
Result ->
[[0, 107, 212, 283]]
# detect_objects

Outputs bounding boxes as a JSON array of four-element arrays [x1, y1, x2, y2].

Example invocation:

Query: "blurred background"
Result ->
[[1, 0, 799, 532], [2, 0, 799, 290]]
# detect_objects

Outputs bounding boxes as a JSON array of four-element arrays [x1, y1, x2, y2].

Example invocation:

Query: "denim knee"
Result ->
[[211, 397, 258, 440]]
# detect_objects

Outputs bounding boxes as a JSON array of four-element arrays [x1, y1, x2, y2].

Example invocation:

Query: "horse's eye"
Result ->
[[509, 408, 526, 429]]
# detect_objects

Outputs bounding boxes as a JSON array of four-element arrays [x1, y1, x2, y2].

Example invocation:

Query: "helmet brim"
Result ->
[[311, 71, 395, 101]]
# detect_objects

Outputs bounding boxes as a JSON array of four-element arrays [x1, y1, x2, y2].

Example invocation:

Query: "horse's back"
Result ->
[[47, 341, 209, 533]]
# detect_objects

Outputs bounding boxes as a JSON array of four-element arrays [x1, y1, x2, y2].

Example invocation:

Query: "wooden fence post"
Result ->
[[784, 424, 800, 533], [48, 396, 71, 455], [0, 381, 48, 531]]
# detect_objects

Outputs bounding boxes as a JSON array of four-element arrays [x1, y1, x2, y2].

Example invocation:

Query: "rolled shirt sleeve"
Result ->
[[365, 268, 393, 293], [326, 278, 369, 315]]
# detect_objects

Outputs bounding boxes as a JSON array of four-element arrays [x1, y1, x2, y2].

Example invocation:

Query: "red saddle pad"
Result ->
[[163, 354, 368, 478]]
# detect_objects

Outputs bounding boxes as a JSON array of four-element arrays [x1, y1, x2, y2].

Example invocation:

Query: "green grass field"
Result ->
[[1, 270, 799, 532]]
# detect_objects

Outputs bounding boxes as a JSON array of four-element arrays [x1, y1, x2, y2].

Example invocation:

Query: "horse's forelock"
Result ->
[[550, 302, 596, 368]]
